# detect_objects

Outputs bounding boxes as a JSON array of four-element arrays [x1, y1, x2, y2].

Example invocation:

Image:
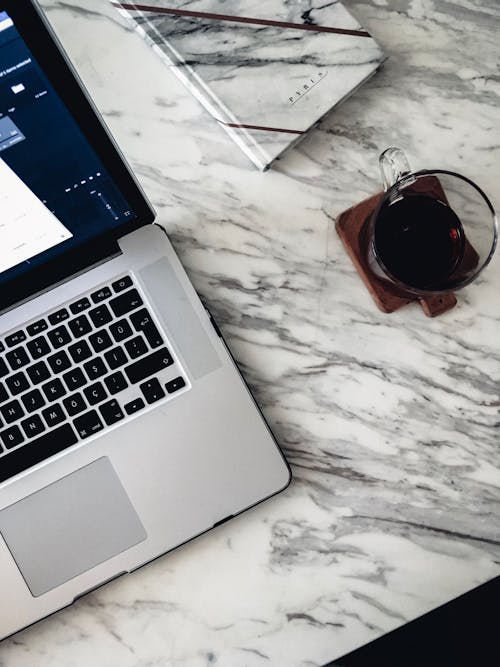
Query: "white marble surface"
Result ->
[[2, 0, 500, 665]]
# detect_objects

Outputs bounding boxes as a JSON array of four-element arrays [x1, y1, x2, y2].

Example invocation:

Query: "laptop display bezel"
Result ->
[[0, 0, 155, 313]]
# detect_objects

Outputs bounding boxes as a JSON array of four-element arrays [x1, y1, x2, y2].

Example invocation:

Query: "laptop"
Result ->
[[0, 0, 290, 641]]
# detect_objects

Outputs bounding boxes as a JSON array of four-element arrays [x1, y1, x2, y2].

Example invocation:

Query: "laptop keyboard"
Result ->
[[0, 275, 189, 484]]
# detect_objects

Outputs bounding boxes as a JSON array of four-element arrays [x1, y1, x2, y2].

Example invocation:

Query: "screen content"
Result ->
[[0, 10, 136, 284]]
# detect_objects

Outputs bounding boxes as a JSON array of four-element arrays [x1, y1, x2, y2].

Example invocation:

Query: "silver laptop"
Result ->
[[0, 1, 290, 640]]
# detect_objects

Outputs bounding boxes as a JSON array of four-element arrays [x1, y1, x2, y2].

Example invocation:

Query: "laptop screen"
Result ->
[[0, 9, 139, 287]]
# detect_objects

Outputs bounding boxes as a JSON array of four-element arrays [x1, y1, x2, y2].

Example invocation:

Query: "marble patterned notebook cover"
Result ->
[[111, 1, 386, 170]]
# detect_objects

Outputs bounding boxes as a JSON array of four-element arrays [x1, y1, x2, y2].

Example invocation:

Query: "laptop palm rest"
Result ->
[[0, 458, 146, 597]]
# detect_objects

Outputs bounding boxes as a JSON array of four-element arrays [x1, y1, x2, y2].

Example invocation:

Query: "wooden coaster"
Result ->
[[335, 190, 458, 317]]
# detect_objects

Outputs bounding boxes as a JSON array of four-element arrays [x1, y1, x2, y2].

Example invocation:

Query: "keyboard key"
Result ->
[[5, 330, 26, 347], [124, 397, 145, 415], [0, 382, 8, 403], [6, 347, 30, 370], [21, 389, 46, 414], [99, 399, 124, 426], [48, 325, 71, 349], [91, 286, 112, 303], [89, 304, 112, 328], [26, 361, 51, 385], [27, 335, 51, 360], [112, 276, 133, 293], [0, 423, 78, 484], [89, 330, 113, 353], [73, 410, 104, 439], [83, 357, 107, 381], [125, 336, 148, 360], [0, 359, 8, 378], [63, 368, 87, 391], [104, 346, 128, 370], [47, 350, 71, 374], [140, 378, 165, 404], [0, 342, 4, 354], [68, 315, 92, 339], [48, 308, 69, 325], [6, 371, 30, 396], [1, 399, 25, 424], [68, 340, 92, 363], [26, 319, 48, 336], [0, 425, 24, 450], [109, 319, 133, 343], [84, 382, 107, 406], [70, 297, 91, 314], [130, 309, 163, 349], [42, 403, 66, 428], [21, 415, 45, 438], [165, 376, 186, 394], [63, 393, 87, 417], [109, 289, 143, 317], [42, 378, 66, 402], [104, 371, 128, 395], [125, 348, 173, 384]]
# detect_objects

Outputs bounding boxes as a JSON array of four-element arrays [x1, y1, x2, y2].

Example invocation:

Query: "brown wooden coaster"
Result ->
[[335, 191, 458, 317]]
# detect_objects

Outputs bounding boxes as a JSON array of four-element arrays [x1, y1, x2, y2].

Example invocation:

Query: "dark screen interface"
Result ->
[[0, 10, 136, 284]]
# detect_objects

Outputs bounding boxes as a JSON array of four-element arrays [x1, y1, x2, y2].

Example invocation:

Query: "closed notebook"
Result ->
[[111, 1, 386, 170]]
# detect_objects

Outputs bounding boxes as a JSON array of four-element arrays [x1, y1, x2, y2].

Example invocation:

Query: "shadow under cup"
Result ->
[[367, 170, 498, 295]]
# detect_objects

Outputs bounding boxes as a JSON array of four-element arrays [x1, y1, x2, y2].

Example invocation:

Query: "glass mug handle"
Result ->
[[379, 147, 412, 191]]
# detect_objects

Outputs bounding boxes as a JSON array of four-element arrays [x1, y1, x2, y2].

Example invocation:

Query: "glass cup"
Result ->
[[366, 147, 498, 295]]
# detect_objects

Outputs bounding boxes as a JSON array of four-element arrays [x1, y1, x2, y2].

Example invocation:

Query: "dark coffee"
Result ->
[[374, 194, 465, 289]]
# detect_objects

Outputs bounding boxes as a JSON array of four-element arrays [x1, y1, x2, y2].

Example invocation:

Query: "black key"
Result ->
[[130, 309, 163, 349], [42, 378, 66, 402], [109, 289, 143, 317], [48, 325, 71, 349], [6, 347, 30, 371], [112, 276, 133, 293], [99, 399, 124, 426], [140, 378, 165, 405], [5, 330, 26, 347], [165, 376, 186, 394], [0, 358, 8, 377], [109, 319, 133, 343], [42, 403, 66, 428], [89, 330, 113, 353], [83, 357, 107, 381], [0, 399, 25, 424], [0, 423, 78, 484], [91, 286, 112, 304], [68, 340, 92, 363], [104, 346, 128, 370], [21, 389, 46, 414], [88, 304, 112, 328], [84, 382, 107, 406], [26, 319, 48, 336], [73, 410, 104, 439], [26, 360, 51, 385], [0, 382, 8, 403], [125, 335, 148, 360], [62, 368, 87, 391], [48, 308, 69, 325], [47, 350, 71, 374], [21, 415, 45, 438], [125, 348, 173, 384], [0, 425, 24, 450], [68, 315, 92, 339], [6, 371, 29, 396], [70, 297, 91, 315], [0, 341, 4, 353], [27, 335, 51, 360], [124, 397, 145, 415], [63, 393, 87, 417], [104, 371, 128, 395]]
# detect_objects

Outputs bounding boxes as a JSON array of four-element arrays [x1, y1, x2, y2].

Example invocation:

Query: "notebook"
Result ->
[[111, 1, 386, 170]]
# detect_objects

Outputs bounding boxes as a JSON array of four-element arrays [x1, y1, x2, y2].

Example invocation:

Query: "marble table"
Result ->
[[3, 1, 500, 665]]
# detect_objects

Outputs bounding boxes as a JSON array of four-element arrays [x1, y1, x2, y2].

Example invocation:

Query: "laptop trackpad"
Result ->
[[0, 458, 146, 597]]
